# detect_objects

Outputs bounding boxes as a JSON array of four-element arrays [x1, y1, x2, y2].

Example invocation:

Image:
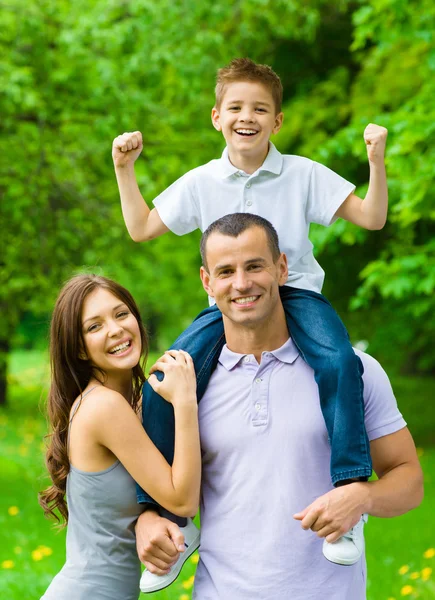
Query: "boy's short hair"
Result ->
[[215, 58, 283, 114], [200, 213, 281, 271]]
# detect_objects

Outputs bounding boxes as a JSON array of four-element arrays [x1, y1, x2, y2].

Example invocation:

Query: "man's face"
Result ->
[[200, 227, 288, 329], [211, 81, 283, 164]]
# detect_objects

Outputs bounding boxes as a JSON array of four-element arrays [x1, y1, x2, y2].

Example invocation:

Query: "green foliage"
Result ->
[[1, 0, 434, 404], [276, 0, 435, 372]]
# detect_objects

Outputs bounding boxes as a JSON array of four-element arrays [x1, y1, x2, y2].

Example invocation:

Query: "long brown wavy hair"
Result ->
[[39, 274, 148, 525]]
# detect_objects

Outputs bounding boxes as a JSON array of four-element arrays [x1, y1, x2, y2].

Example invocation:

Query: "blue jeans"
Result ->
[[136, 286, 372, 505]]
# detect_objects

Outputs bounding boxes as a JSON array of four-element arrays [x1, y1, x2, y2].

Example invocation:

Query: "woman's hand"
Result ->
[[148, 350, 196, 406]]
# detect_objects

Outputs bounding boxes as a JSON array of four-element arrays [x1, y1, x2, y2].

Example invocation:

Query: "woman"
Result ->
[[39, 274, 200, 599]]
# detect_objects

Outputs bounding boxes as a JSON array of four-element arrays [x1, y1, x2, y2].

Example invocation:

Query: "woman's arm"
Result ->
[[89, 351, 200, 516]]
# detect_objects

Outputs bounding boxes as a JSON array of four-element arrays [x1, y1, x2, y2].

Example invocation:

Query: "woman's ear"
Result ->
[[78, 347, 87, 361]]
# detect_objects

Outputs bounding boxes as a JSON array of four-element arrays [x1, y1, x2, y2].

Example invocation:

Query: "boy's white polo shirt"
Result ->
[[153, 143, 355, 293]]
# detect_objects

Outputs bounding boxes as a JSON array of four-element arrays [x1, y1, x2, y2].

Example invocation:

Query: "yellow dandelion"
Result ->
[[398, 565, 409, 575], [31, 549, 44, 561], [37, 545, 53, 557], [400, 586, 414, 596], [2, 560, 15, 569], [409, 571, 419, 580], [416, 447, 424, 457], [179, 595, 190, 600], [181, 575, 195, 590], [190, 553, 199, 564], [8, 506, 19, 516], [424, 548, 435, 559], [13, 546, 22, 555], [421, 567, 432, 581], [387, 597, 396, 600]]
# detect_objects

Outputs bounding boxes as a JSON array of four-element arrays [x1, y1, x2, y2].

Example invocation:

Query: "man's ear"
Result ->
[[200, 266, 215, 297], [211, 107, 222, 131], [277, 252, 288, 285]]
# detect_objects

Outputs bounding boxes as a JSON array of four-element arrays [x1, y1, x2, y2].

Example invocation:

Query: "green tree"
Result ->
[[0, 0, 326, 403], [277, 0, 435, 372], [2, 0, 433, 406]]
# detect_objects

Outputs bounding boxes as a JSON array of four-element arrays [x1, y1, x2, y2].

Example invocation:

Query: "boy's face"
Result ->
[[211, 81, 283, 167]]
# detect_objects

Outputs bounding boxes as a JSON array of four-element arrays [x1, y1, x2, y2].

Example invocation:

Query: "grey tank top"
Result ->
[[41, 387, 144, 600]]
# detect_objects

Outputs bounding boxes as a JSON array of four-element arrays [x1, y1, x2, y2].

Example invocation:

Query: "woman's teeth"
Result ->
[[109, 341, 131, 354]]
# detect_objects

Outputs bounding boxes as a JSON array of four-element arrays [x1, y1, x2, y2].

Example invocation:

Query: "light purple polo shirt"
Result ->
[[193, 339, 406, 600]]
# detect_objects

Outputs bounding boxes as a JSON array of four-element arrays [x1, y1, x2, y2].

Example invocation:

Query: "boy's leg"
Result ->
[[136, 304, 225, 506], [280, 286, 371, 565], [279, 286, 372, 485]]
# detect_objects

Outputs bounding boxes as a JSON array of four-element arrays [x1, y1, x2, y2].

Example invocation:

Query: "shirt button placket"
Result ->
[[245, 180, 253, 211], [252, 373, 267, 426]]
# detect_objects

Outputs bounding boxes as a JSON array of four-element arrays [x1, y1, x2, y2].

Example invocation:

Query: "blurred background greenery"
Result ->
[[1, 0, 434, 598]]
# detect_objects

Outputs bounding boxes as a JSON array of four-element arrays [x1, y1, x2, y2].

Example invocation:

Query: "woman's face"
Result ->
[[81, 288, 142, 376]]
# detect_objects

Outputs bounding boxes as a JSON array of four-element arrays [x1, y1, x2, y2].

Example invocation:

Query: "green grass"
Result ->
[[1, 350, 435, 599]]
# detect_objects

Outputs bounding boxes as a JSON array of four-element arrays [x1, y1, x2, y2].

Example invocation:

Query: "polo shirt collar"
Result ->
[[258, 142, 283, 175], [219, 337, 299, 371], [219, 142, 283, 179]]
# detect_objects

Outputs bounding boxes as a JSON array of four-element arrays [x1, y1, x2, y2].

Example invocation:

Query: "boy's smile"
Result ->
[[211, 81, 283, 174]]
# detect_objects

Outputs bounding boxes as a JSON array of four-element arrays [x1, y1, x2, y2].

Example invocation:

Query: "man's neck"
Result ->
[[227, 145, 269, 175], [223, 310, 289, 363]]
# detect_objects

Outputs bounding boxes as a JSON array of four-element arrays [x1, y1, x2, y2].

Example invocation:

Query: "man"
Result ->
[[136, 213, 423, 599]]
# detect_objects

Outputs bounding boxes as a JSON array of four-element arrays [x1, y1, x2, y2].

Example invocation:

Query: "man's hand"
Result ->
[[112, 131, 143, 168], [136, 510, 186, 575], [293, 483, 369, 543], [364, 123, 388, 166]]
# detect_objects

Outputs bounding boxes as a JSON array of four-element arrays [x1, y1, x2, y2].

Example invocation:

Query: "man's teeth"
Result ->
[[109, 341, 131, 354], [236, 129, 257, 135], [234, 296, 257, 304]]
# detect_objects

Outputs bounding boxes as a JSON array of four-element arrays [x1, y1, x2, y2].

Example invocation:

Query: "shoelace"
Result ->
[[340, 518, 363, 541]]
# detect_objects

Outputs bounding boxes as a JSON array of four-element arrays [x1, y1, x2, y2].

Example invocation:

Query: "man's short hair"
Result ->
[[215, 58, 283, 114], [200, 213, 281, 271]]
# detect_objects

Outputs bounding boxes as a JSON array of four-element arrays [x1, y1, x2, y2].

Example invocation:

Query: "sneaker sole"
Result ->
[[140, 538, 200, 593], [322, 549, 360, 567]]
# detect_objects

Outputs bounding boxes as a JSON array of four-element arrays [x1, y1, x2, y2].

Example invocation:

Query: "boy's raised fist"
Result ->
[[112, 131, 143, 168], [363, 123, 388, 165]]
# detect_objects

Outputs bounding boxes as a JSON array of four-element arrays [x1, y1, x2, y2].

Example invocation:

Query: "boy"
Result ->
[[112, 58, 388, 591]]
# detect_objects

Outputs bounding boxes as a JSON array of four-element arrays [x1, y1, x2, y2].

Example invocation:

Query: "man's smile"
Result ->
[[232, 295, 260, 306]]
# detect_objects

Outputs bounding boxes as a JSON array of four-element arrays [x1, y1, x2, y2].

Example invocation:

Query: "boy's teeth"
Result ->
[[236, 129, 257, 135], [234, 296, 257, 304], [109, 341, 130, 354]]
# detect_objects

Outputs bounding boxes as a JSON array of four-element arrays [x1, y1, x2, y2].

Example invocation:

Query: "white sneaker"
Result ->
[[322, 514, 368, 566], [139, 518, 200, 593]]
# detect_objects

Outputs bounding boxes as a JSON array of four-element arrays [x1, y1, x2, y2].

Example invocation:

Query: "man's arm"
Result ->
[[112, 131, 169, 242], [294, 427, 423, 542], [335, 123, 388, 231], [135, 509, 185, 574]]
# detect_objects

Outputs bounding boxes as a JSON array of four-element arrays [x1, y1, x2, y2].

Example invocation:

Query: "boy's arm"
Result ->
[[334, 123, 388, 231], [112, 131, 169, 242]]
